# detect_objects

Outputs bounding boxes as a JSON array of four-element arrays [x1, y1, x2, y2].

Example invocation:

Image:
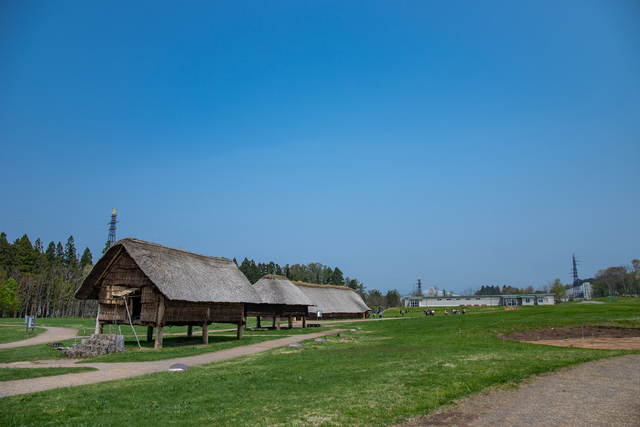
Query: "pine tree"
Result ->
[[0, 232, 11, 271], [79, 248, 93, 270], [14, 234, 35, 273], [64, 236, 77, 267]]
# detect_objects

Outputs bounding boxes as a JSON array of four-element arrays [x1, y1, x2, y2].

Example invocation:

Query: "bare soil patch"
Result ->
[[497, 325, 640, 350]]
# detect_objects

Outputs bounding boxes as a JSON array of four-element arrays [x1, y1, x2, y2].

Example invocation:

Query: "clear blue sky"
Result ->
[[1, 1, 639, 295]]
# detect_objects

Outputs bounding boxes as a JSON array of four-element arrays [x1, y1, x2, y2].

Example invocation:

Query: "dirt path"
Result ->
[[401, 354, 640, 427], [0, 328, 348, 398], [0, 326, 77, 350]]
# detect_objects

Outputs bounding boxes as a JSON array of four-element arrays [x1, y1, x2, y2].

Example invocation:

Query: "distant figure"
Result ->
[[400, 309, 404, 316], [444, 310, 448, 315], [462, 308, 466, 314]]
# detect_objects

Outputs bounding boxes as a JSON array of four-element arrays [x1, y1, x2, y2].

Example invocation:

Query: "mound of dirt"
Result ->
[[497, 326, 640, 350]]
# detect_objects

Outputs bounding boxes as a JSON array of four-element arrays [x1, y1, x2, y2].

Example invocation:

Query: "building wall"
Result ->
[[404, 294, 555, 307]]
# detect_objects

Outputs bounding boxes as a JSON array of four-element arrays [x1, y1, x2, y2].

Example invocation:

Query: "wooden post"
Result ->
[[94, 304, 101, 335], [302, 317, 307, 328], [187, 325, 193, 338], [146, 326, 153, 342], [288, 316, 293, 329], [202, 322, 209, 344], [272, 317, 276, 328], [256, 316, 261, 328], [237, 322, 244, 340], [154, 296, 165, 349], [155, 325, 163, 349], [276, 315, 281, 330]]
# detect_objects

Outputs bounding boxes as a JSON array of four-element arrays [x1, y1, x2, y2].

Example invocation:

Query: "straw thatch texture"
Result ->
[[293, 282, 371, 319], [252, 275, 314, 306], [76, 238, 261, 304]]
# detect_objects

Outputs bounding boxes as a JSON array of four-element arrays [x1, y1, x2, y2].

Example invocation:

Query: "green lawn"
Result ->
[[0, 367, 97, 382], [0, 325, 46, 344], [0, 298, 638, 426]]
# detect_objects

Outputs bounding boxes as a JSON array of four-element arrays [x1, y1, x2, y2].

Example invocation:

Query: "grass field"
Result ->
[[0, 298, 638, 426]]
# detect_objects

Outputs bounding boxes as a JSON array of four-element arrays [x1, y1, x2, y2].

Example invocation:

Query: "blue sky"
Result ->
[[1, 1, 639, 295]]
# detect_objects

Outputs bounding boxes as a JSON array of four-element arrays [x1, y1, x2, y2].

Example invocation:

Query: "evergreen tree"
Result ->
[[79, 248, 93, 270], [34, 238, 43, 253], [45, 242, 56, 264], [102, 241, 111, 255], [0, 232, 11, 271], [56, 242, 64, 263], [64, 236, 77, 267], [14, 234, 35, 273], [332, 267, 345, 286]]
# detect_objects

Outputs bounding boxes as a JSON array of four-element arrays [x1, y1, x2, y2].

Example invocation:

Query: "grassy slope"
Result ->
[[0, 367, 97, 382], [0, 298, 638, 426]]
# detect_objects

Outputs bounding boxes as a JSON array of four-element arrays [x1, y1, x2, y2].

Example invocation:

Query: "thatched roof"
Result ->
[[293, 282, 371, 314], [252, 275, 314, 306], [76, 238, 262, 303]]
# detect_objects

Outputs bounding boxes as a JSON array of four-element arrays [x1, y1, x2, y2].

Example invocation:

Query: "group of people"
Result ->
[[444, 308, 465, 315], [424, 309, 435, 316]]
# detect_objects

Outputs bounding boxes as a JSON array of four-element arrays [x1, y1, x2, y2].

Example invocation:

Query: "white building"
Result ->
[[404, 294, 555, 308]]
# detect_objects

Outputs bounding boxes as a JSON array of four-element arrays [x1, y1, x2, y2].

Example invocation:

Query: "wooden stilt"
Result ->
[[276, 315, 281, 330], [202, 322, 209, 344], [256, 316, 261, 328], [147, 326, 153, 342], [154, 325, 164, 349], [187, 325, 193, 338], [237, 322, 244, 340], [288, 316, 293, 329], [272, 317, 276, 328], [154, 296, 165, 349], [302, 317, 307, 328]]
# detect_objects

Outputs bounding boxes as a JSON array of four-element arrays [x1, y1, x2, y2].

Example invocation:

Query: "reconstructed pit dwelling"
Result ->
[[75, 239, 261, 348], [76, 239, 371, 349]]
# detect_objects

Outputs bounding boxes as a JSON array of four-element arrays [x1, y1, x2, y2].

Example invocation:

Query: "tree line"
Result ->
[[0, 232, 96, 318], [592, 259, 640, 297], [235, 258, 401, 308]]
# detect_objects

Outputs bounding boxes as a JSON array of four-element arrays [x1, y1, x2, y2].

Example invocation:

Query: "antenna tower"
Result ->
[[414, 277, 423, 295], [108, 208, 118, 245], [571, 254, 580, 287]]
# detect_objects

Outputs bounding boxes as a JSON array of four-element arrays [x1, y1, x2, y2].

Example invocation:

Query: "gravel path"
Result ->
[[404, 354, 640, 427], [0, 328, 348, 398], [0, 325, 77, 349]]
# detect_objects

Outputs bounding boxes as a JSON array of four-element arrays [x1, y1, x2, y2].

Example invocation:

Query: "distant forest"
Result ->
[[0, 232, 96, 319]]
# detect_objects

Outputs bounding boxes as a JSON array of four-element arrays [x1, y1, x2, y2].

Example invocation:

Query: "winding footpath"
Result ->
[[0, 325, 78, 350], [0, 327, 348, 398]]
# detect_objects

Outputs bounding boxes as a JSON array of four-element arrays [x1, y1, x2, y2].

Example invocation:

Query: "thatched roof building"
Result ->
[[293, 282, 371, 320], [245, 275, 314, 329], [76, 238, 261, 348]]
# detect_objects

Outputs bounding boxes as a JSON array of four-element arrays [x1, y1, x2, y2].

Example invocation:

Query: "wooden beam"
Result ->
[[146, 326, 153, 342], [202, 322, 209, 344], [256, 316, 261, 328], [302, 317, 307, 328], [288, 316, 293, 329], [187, 325, 193, 338], [276, 315, 281, 331]]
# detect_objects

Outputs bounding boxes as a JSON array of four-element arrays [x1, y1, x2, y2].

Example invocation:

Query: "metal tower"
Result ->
[[414, 277, 423, 295], [108, 208, 118, 245], [572, 254, 580, 287]]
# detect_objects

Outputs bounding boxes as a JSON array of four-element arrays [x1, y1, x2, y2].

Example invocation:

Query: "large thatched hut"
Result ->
[[293, 282, 371, 320], [245, 275, 314, 329], [75, 238, 262, 348]]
